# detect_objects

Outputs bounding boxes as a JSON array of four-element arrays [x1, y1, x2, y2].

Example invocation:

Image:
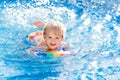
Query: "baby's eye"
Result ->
[[56, 37, 59, 39], [48, 36, 52, 39]]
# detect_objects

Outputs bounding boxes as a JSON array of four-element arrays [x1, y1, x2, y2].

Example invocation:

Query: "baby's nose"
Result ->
[[51, 39, 55, 42]]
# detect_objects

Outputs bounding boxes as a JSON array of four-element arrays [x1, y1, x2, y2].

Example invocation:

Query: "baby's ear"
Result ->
[[62, 35, 64, 39], [43, 34, 46, 39]]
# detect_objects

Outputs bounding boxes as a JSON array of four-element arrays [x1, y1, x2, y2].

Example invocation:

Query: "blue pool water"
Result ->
[[0, 0, 120, 80]]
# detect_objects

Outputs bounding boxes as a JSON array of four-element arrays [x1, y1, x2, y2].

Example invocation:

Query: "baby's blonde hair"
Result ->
[[43, 21, 66, 39]]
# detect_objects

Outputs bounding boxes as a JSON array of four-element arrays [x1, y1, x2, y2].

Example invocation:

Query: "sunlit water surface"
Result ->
[[0, 0, 120, 80]]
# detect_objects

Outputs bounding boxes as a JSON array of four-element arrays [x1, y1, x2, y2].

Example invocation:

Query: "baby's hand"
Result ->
[[26, 48, 38, 55], [33, 20, 45, 28]]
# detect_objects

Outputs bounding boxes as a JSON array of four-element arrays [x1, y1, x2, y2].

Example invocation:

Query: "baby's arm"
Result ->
[[26, 47, 37, 55], [33, 20, 45, 28], [26, 47, 41, 55]]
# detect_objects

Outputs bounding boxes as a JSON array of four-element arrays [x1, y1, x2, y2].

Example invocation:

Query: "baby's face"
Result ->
[[44, 32, 63, 50]]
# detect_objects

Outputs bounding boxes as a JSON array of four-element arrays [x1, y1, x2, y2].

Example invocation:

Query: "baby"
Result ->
[[27, 20, 69, 55]]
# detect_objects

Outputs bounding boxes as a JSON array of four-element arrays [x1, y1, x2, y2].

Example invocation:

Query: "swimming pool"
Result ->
[[0, 0, 120, 79]]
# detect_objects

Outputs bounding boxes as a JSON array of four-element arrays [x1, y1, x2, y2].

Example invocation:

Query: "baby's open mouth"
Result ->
[[50, 43, 56, 46]]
